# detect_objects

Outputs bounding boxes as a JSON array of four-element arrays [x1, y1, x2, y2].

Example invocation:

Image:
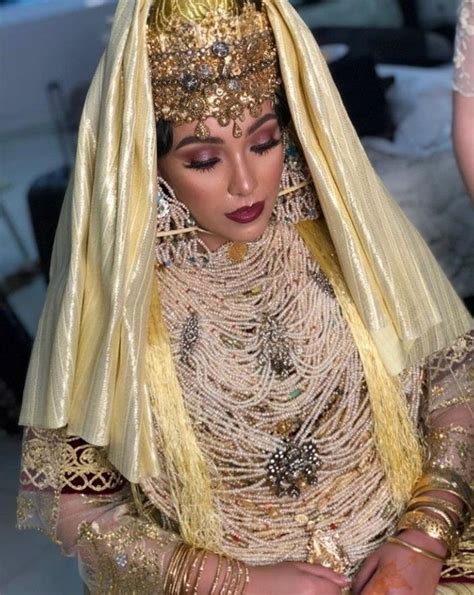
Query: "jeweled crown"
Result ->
[[147, 0, 280, 139]]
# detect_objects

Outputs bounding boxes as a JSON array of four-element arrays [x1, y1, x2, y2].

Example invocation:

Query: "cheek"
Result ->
[[173, 172, 226, 216], [262, 148, 285, 194]]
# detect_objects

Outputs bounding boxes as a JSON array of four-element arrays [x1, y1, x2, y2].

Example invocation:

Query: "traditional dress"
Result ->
[[17, 0, 473, 593]]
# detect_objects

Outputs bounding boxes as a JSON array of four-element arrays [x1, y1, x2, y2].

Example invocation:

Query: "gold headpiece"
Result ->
[[147, 0, 280, 139]]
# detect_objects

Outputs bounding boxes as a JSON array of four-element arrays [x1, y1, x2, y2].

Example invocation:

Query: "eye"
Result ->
[[185, 157, 220, 172], [252, 137, 281, 155]]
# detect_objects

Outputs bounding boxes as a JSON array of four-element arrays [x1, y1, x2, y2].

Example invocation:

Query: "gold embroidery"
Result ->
[[20, 428, 123, 493], [62, 440, 124, 492], [78, 518, 179, 594], [16, 493, 34, 526], [425, 428, 473, 485]]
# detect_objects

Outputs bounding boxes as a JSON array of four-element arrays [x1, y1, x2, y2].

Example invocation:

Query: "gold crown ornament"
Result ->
[[147, 0, 281, 140]]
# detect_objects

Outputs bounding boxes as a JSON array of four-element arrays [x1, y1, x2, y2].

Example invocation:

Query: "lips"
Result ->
[[225, 201, 265, 224]]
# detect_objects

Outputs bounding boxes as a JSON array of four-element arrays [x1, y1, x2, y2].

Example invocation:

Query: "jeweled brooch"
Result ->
[[266, 440, 321, 498]]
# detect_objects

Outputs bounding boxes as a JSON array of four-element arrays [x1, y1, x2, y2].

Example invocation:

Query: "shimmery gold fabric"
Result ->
[[19, 0, 161, 481], [437, 586, 474, 594], [264, 0, 472, 374], [19, 0, 472, 484]]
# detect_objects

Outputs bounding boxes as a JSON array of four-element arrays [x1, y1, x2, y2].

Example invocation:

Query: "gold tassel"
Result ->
[[145, 279, 222, 550], [296, 220, 423, 509]]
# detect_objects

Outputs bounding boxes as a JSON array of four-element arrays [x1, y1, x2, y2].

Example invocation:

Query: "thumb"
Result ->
[[296, 562, 351, 587], [352, 554, 379, 595]]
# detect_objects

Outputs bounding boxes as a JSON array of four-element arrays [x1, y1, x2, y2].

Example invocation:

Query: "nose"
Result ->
[[227, 153, 257, 198]]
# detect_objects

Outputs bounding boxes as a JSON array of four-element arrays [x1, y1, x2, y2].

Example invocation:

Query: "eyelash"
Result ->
[[185, 137, 281, 172]]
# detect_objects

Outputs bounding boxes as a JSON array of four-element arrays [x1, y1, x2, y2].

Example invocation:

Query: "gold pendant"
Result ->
[[227, 242, 248, 263], [307, 527, 350, 574]]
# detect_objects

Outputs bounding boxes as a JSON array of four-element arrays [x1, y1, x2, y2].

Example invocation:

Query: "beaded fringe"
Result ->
[[296, 220, 423, 509]]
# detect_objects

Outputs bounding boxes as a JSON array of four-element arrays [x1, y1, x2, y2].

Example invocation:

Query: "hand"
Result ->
[[246, 561, 351, 595], [352, 532, 443, 595]]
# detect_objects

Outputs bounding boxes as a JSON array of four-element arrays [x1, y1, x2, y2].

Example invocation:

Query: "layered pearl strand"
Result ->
[[150, 223, 423, 573]]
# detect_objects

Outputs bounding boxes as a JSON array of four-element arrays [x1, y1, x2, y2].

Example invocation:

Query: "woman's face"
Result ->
[[158, 101, 284, 251]]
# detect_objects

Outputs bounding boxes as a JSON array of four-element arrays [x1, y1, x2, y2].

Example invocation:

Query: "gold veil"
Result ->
[[20, 0, 472, 488]]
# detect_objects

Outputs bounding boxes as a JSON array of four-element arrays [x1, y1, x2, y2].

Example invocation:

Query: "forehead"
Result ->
[[171, 100, 277, 142]]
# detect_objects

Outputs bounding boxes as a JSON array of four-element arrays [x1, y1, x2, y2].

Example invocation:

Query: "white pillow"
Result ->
[[415, 0, 460, 28], [294, 0, 404, 29]]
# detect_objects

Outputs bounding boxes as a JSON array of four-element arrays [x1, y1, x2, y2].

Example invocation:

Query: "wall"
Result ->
[[0, 0, 117, 133]]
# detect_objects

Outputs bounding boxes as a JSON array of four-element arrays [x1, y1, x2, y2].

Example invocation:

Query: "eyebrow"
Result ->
[[174, 112, 278, 151], [246, 112, 277, 136]]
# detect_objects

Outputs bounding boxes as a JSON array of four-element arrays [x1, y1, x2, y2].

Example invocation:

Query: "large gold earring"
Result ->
[[273, 129, 319, 224], [155, 177, 210, 267]]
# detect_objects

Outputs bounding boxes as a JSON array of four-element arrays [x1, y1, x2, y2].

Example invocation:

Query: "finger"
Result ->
[[351, 555, 379, 595], [295, 562, 351, 586]]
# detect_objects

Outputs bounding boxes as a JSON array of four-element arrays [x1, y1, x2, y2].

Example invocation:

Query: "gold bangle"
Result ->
[[414, 471, 472, 512], [228, 559, 240, 595], [163, 543, 182, 593], [192, 551, 208, 595], [182, 547, 199, 594], [413, 485, 473, 519], [407, 495, 467, 527], [397, 510, 459, 554], [165, 543, 189, 594], [241, 563, 250, 595], [210, 554, 223, 595], [238, 560, 248, 595], [173, 545, 193, 595], [219, 558, 233, 595], [407, 504, 459, 533], [387, 536, 446, 562]]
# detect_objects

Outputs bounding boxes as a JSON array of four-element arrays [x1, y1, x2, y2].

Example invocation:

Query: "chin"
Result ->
[[229, 220, 271, 244], [201, 210, 274, 250]]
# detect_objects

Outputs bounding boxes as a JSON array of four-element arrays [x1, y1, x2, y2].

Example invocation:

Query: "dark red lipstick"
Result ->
[[225, 201, 265, 224]]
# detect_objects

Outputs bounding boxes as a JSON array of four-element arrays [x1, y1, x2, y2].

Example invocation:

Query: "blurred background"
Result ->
[[0, 0, 472, 593]]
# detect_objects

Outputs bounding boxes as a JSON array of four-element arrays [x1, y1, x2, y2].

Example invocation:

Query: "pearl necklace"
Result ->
[[149, 222, 423, 572]]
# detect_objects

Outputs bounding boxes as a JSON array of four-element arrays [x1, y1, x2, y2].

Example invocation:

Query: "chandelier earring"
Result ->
[[155, 177, 210, 268], [273, 129, 319, 224]]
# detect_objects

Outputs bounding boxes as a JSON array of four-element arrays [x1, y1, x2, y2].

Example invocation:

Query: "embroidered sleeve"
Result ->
[[454, 0, 474, 96], [17, 428, 181, 594], [424, 331, 473, 485], [422, 331, 474, 578]]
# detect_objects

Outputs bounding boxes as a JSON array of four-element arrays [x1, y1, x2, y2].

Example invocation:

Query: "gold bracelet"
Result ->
[[163, 543, 183, 593], [397, 510, 459, 554], [234, 560, 244, 595], [210, 554, 223, 595], [228, 559, 241, 595], [219, 558, 233, 595], [387, 536, 446, 562], [164, 543, 189, 594], [241, 563, 250, 595], [407, 495, 467, 527], [192, 551, 208, 595], [182, 547, 200, 594], [186, 549, 202, 594], [414, 471, 472, 512], [227, 559, 240, 595], [165, 548, 248, 595], [173, 545, 194, 595], [413, 486, 473, 522], [408, 504, 459, 533]]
